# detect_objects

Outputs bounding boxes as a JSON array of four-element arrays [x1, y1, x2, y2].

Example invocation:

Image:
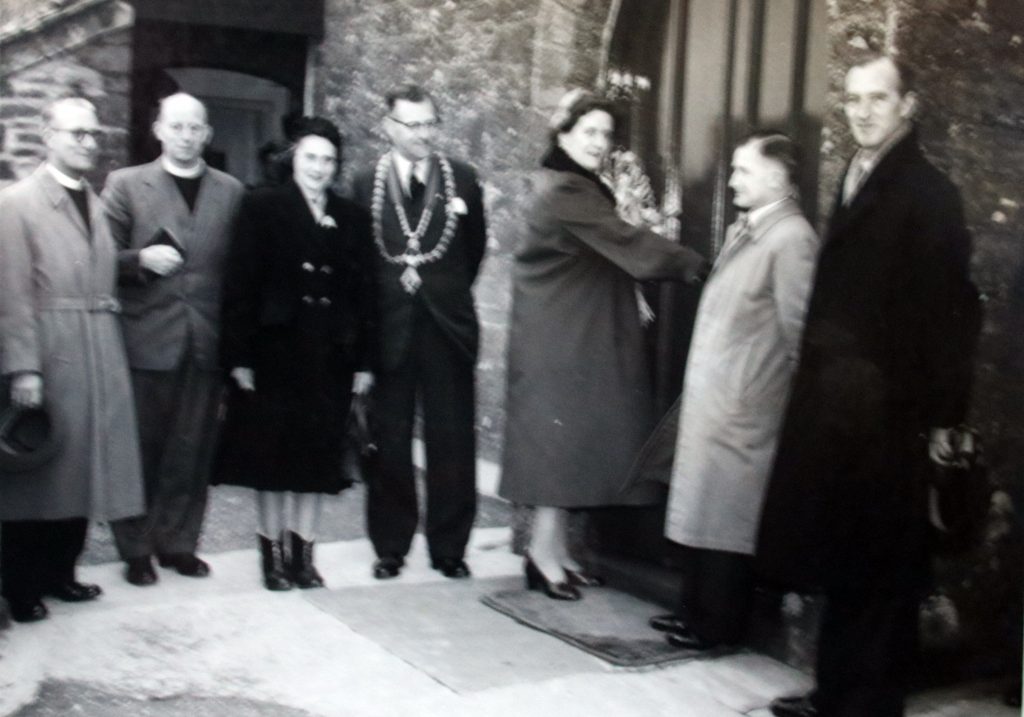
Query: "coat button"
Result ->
[[302, 262, 315, 272], [320, 265, 333, 274], [318, 297, 332, 307], [302, 295, 315, 304]]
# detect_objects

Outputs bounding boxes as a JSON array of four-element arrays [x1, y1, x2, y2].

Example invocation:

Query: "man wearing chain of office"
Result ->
[[352, 83, 488, 581]]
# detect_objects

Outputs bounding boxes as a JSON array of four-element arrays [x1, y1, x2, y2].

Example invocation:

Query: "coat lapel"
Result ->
[[826, 131, 920, 244], [712, 198, 801, 274], [190, 167, 220, 242], [35, 166, 91, 242], [284, 179, 320, 239], [143, 160, 191, 216]]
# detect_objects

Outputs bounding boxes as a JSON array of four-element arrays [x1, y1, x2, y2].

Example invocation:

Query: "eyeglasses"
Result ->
[[386, 116, 440, 131], [53, 128, 102, 143]]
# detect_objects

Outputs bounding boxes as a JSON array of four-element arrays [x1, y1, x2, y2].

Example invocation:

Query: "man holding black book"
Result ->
[[103, 92, 244, 586]]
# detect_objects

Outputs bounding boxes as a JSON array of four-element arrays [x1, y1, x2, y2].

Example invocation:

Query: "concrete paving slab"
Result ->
[[2, 524, 1013, 717], [680, 653, 813, 713], [304, 576, 607, 693]]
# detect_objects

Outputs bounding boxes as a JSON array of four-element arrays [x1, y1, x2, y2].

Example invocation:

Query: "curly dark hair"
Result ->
[[291, 115, 343, 154]]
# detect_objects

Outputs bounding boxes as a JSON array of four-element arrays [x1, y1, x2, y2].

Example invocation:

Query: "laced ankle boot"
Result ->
[[258, 534, 292, 591], [288, 531, 325, 589]]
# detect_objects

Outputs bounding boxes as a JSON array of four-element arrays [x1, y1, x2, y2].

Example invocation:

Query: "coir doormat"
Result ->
[[481, 584, 712, 668]]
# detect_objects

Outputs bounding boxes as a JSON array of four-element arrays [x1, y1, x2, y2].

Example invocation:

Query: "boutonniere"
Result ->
[[318, 214, 338, 229], [447, 197, 468, 216]]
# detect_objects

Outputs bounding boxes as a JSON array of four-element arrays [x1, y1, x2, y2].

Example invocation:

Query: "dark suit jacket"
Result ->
[[756, 128, 981, 591], [351, 155, 487, 372], [103, 160, 245, 371]]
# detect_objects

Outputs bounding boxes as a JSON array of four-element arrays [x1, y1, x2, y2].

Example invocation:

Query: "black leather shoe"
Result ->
[[125, 557, 158, 586], [45, 581, 102, 602], [432, 558, 471, 579], [664, 624, 719, 651], [157, 553, 211, 577], [649, 613, 690, 633], [564, 567, 604, 587], [9, 598, 48, 623], [525, 556, 580, 600], [769, 694, 818, 717], [372, 555, 404, 579]]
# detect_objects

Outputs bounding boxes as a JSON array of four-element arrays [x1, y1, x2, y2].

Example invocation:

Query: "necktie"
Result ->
[[735, 213, 751, 240], [409, 173, 425, 204], [843, 160, 868, 205]]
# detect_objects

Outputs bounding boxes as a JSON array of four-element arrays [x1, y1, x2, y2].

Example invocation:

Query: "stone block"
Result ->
[[0, 102, 41, 119]]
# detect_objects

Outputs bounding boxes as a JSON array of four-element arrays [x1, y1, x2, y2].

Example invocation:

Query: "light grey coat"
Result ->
[[665, 198, 819, 554], [0, 166, 143, 520]]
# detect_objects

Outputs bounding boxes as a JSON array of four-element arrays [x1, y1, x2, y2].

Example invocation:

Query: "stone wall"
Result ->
[[313, 0, 613, 460], [0, 0, 133, 188], [823, 0, 1024, 675]]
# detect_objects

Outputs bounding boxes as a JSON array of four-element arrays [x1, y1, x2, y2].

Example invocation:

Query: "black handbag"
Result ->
[[927, 427, 990, 554]]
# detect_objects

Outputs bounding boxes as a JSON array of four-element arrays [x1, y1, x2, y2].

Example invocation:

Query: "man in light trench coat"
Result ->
[[0, 98, 144, 623], [648, 131, 820, 650]]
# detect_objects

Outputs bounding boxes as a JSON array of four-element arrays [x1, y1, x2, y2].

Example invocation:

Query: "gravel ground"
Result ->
[[82, 481, 513, 566]]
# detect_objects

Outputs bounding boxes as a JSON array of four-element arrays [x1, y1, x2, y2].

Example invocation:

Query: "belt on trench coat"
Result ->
[[39, 296, 122, 313]]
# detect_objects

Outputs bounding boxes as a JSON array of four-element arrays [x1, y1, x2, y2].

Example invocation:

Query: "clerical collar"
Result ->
[[161, 156, 205, 179], [850, 120, 912, 177], [45, 163, 85, 191], [747, 196, 790, 227], [391, 152, 427, 194]]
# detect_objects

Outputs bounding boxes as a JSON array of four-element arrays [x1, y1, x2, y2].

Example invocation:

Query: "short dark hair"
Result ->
[[385, 84, 437, 114], [548, 90, 617, 146], [290, 115, 343, 155], [846, 50, 916, 95], [739, 130, 801, 187]]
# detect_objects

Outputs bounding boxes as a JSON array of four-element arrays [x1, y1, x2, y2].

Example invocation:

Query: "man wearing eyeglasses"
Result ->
[[352, 84, 488, 580], [0, 98, 144, 622], [102, 93, 244, 587]]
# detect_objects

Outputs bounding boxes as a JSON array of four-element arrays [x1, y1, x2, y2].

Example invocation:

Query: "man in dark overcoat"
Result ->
[[103, 93, 244, 586], [0, 98, 144, 622], [351, 84, 488, 580], [759, 55, 980, 717]]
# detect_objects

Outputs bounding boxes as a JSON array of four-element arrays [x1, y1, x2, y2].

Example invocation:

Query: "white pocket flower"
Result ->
[[447, 197, 468, 216], [318, 215, 338, 229]]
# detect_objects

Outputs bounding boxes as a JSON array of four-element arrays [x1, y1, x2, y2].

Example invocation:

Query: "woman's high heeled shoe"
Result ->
[[564, 567, 605, 587], [525, 556, 580, 601]]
